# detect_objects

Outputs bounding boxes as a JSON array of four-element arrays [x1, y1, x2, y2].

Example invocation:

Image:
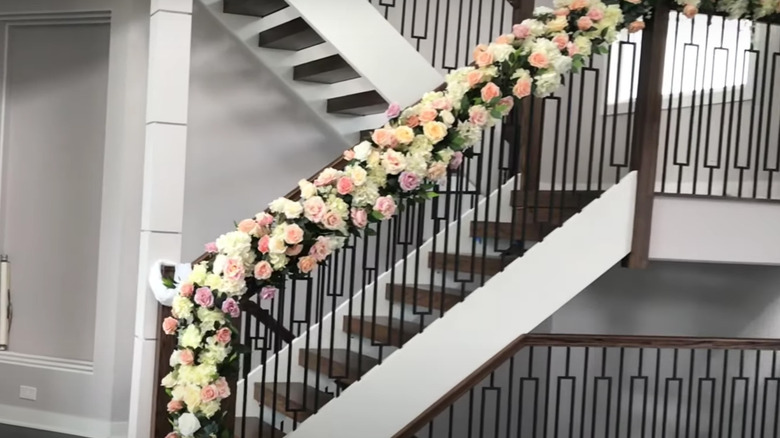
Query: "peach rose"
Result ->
[[427, 161, 448, 181], [180, 282, 194, 298], [343, 149, 355, 160], [419, 107, 439, 123], [303, 196, 327, 223], [257, 235, 270, 254], [481, 82, 501, 102], [495, 34, 513, 45], [337, 177, 354, 195], [587, 8, 604, 21], [179, 349, 195, 366], [683, 4, 698, 18], [322, 211, 345, 230], [476, 50, 494, 67], [314, 167, 340, 187], [406, 115, 420, 128], [165, 433, 179, 438], [350, 208, 368, 228], [513, 78, 532, 99], [167, 400, 183, 413], [237, 218, 258, 235], [254, 260, 273, 280], [554, 7, 570, 16], [201, 385, 218, 403], [215, 327, 232, 345], [255, 212, 274, 226], [309, 237, 331, 261], [286, 244, 303, 256], [528, 52, 549, 69], [162, 317, 178, 335], [423, 121, 448, 144], [498, 96, 514, 114], [372, 128, 398, 148], [215, 377, 231, 399], [432, 97, 453, 111], [373, 196, 397, 219], [223, 258, 245, 282], [628, 21, 645, 33], [298, 256, 317, 274], [467, 70, 484, 88], [283, 223, 304, 245], [577, 16, 593, 31], [570, 0, 588, 10], [552, 34, 569, 50], [469, 106, 490, 126], [473, 43, 488, 61]]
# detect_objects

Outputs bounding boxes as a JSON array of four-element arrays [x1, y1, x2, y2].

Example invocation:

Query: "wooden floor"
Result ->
[[0, 424, 84, 438]]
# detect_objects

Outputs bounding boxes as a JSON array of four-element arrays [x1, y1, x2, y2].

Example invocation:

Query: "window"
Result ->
[[606, 11, 754, 113]]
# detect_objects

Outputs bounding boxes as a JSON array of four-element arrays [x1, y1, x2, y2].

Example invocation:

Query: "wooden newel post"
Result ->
[[625, 3, 670, 269]]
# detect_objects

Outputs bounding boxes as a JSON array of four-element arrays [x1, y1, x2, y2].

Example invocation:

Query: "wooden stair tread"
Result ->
[[298, 348, 379, 386], [514, 206, 580, 222], [386, 284, 463, 311], [511, 190, 602, 208], [428, 252, 516, 276], [258, 17, 325, 51], [294, 54, 360, 84], [255, 382, 333, 420], [235, 417, 286, 437], [342, 315, 419, 347], [224, 0, 288, 17], [327, 90, 387, 116], [471, 217, 568, 241]]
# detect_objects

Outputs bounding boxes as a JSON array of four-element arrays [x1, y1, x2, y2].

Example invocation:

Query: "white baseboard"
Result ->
[[0, 403, 126, 437]]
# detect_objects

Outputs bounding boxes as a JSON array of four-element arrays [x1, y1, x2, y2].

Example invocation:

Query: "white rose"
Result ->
[[440, 110, 455, 126], [346, 165, 367, 186], [212, 254, 226, 275], [534, 6, 554, 14], [353, 141, 372, 161], [381, 149, 407, 175], [269, 197, 288, 214], [269, 253, 288, 270], [178, 413, 201, 437], [161, 371, 177, 388], [169, 350, 181, 367], [298, 179, 317, 199], [284, 200, 303, 219], [268, 236, 287, 254]]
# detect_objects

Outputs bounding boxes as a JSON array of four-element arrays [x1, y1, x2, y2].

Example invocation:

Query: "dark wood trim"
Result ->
[[624, 2, 670, 269], [151, 306, 175, 438], [393, 332, 780, 437]]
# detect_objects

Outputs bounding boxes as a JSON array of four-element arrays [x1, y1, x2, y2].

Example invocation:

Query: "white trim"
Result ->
[[0, 403, 119, 438], [0, 350, 93, 373]]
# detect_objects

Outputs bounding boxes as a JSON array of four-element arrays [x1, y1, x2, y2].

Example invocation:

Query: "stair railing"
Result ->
[[394, 333, 780, 437]]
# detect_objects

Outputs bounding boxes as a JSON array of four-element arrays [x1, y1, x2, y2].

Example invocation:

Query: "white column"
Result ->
[[127, 1, 193, 436]]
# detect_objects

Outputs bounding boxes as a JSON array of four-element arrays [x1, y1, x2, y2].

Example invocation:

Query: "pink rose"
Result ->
[[480, 82, 501, 103], [449, 151, 464, 170], [337, 177, 355, 195], [512, 24, 530, 39], [194, 287, 214, 308], [469, 106, 490, 126], [475, 50, 494, 67], [513, 78, 532, 99], [314, 168, 340, 187], [215, 377, 231, 399], [552, 34, 569, 50], [297, 256, 317, 274], [372, 128, 398, 148], [350, 208, 368, 228], [566, 41, 579, 56], [166, 400, 183, 413], [554, 7, 570, 16], [399, 171, 422, 192], [221, 298, 240, 318], [309, 236, 332, 261], [254, 260, 273, 280], [343, 149, 355, 160], [180, 282, 194, 298], [428, 161, 448, 182], [406, 115, 420, 128], [432, 98, 452, 111], [237, 218, 258, 235], [257, 235, 270, 254], [587, 8, 604, 21], [528, 52, 549, 69], [256, 213, 274, 227], [467, 70, 484, 88], [577, 16, 593, 31], [683, 4, 698, 18], [286, 244, 303, 256], [283, 223, 304, 245], [322, 211, 345, 230], [215, 327, 232, 345], [261, 286, 277, 300], [303, 196, 327, 223], [179, 349, 194, 366], [373, 196, 397, 219], [385, 102, 402, 119], [497, 96, 514, 115], [204, 242, 218, 253], [419, 107, 439, 123], [223, 258, 245, 282], [162, 317, 178, 335], [201, 385, 218, 403], [628, 21, 645, 33], [165, 432, 179, 438]]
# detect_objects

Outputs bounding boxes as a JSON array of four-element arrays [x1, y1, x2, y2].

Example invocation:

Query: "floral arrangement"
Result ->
[[157, 0, 773, 436], [673, 0, 780, 20]]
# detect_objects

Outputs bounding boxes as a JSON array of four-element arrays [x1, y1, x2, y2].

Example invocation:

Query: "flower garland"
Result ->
[[674, 0, 780, 20], [158, 1, 770, 436]]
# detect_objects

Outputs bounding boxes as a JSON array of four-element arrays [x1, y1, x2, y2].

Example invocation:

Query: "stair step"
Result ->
[[294, 54, 360, 84], [514, 206, 579, 223], [224, 0, 288, 17], [511, 190, 602, 208], [428, 252, 516, 276], [258, 17, 325, 51], [471, 219, 564, 241], [235, 417, 286, 437], [298, 348, 379, 386], [386, 284, 463, 311], [255, 382, 333, 420], [342, 315, 419, 347], [327, 90, 387, 116]]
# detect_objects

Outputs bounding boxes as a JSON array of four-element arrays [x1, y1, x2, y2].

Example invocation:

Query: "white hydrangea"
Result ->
[[215, 231, 252, 259], [553, 56, 573, 74], [574, 35, 593, 57], [534, 71, 562, 98], [351, 181, 380, 207], [534, 6, 555, 15], [488, 43, 515, 63], [522, 18, 546, 38]]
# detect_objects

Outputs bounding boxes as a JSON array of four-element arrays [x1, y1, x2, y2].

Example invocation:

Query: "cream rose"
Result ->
[[298, 179, 317, 199], [267, 236, 287, 254], [395, 126, 415, 144], [381, 149, 407, 175], [423, 121, 448, 144]]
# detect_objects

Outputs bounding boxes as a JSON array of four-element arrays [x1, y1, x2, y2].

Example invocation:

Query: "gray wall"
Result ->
[[181, 3, 348, 260]]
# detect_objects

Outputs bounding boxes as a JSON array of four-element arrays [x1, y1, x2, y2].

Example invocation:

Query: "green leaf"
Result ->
[[490, 109, 503, 119], [364, 227, 377, 236], [425, 191, 440, 199], [162, 277, 175, 289], [371, 210, 385, 221]]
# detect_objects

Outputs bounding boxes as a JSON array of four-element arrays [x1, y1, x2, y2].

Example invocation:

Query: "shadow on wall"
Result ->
[[551, 261, 780, 338], [182, 2, 349, 259]]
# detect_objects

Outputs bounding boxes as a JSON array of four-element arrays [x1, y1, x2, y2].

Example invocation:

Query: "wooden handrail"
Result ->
[[393, 332, 780, 437]]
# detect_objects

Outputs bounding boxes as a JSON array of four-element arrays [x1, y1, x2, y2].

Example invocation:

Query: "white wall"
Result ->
[[180, 2, 349, 259]]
